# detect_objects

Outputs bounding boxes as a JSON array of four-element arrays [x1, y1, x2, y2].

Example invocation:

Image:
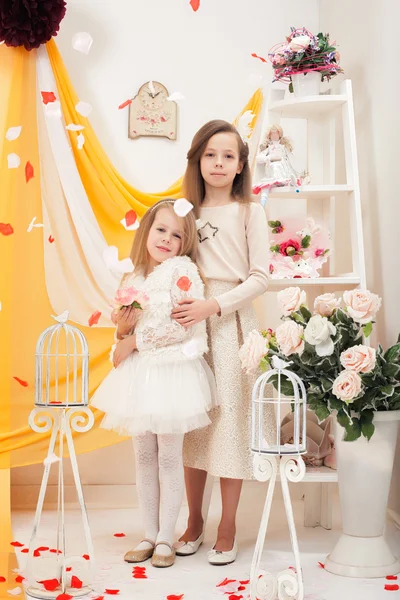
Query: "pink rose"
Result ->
[[340, 345, 376, 373], [343, 289, 382, 324], [239, 329, 268, 374], [332, 370, 362, 404], [279, 239, 301, 257], [277, 287, 307, 316], [276, 321, 304, 356], [114, 286, 149, 309], [314, 293, 341, 317]]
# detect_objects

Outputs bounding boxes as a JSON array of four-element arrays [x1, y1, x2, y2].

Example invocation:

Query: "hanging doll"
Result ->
[[253, 124, 300, 206]]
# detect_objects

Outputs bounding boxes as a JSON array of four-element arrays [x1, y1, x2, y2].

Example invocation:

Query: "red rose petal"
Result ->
[[13, 377, 28, 387], [0, 223, 14, 236], [118, 99, 132, 110], [56, 595, 73, 600], [91, 597, 104, 600], [167, 596, 184, 600], [228, 596, 243, 600], [82, 554, 90, 560], [0, 577, 6, 582], [71, 576, 82, 589], [33, 549, 41, 557], [41, 92, 57, 105], [39, 579, 60, 591], [318, 561, 325, 569], [217, 579, 237, 587], [50, 549, 63, 554], [132, 567, 146, 571], [10, 542, 24, 548], [48, 235, 55, 244], [133, 574, 147, 579], [189, 0, 200, 11], [238, 587, 246, 592], [385, 584, 400, 591], [25, 161, 34, 183], [88, 310, 102, 327], [36, 546, 49, 552], [387, 576, 398, 580], [104, 590, 119, 595], [21, 549, 29, 554], [66, 568, 71, 572], [176, 276, 192, 292], [113, 533, 126, 538], [14, 576, 24, 583], [239, 580, 249, 585], [251, 52, 267, 63], [125, 210, 137, 227]]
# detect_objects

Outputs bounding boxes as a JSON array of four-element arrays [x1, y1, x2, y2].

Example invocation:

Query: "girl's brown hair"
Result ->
[[129, 199, 198, 276], [182, 119, 252, 217]]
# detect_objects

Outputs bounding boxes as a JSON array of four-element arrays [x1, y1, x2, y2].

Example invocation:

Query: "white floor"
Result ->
[[11, 482, 400, 600]]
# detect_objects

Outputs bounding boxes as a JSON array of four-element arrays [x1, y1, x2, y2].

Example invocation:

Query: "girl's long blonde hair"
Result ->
[[129, 199, 198, 276], [182, 120, 252, 218], [260, 124, 293, 153]]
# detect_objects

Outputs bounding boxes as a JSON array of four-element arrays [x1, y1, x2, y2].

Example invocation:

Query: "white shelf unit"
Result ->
[[256, 79, 367, 528]]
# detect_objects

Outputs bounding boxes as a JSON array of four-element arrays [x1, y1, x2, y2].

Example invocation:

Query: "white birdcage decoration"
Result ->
[[26, 312, 95, 599], [35, 312, 89, 407], [250, 356, 307, 600]]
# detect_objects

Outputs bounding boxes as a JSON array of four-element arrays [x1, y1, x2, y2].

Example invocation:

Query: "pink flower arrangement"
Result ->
[[269, 216, 330, 279]]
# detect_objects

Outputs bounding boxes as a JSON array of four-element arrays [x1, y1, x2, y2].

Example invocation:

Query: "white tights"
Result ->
[[133, 432, 184, 556]]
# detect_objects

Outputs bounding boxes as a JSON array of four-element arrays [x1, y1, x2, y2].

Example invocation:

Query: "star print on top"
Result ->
[[197, 221, 219, 243]]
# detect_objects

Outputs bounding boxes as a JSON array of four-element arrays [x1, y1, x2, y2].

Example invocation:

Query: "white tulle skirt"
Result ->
[[90, 353, 218, 436]]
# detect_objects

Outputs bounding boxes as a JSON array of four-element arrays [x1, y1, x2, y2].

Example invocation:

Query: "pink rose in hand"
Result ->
[[114, 287, 149, 310]]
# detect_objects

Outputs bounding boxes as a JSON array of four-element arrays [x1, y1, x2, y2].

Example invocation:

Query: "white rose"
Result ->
[[333, 370, 363, 404], [239, 329, 268, 374], [276, 321, 304, 357], [314, 293, 341, 317], [277, 287, 307, 317], [343, 289, 382, 324], [304, 314, 336, 357], [340, 345, 376, 373], [288, 35, 311, 52]]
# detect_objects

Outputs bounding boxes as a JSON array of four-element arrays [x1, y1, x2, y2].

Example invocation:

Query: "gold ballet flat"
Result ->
[[151, 541, 176, 568], [124, 539, 155, 563]]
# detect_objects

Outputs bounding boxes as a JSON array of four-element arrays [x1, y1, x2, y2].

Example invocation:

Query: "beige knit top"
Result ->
[[197, 201, 269, 316]]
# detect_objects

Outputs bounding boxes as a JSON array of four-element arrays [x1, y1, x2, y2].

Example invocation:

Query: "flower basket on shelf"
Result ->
[[240, 287, 400, 578], [269, 27, 343, 96]]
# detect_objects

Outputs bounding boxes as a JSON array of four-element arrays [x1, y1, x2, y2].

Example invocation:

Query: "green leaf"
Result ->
[[344, 418, 362, 442], [260, 357, 270, 372], [384, 343, 400, 363], [289, 81, 294, 94], [290, 312, 305, 324], [268, 220, 281, 228], [312, 404, 330, 422], [383, 362, 400, 378], [301, 235, 311, 248], [337, 409, 351, 429], [269, 374, 295, 396], [299, 305, 312, 321], [381, 384, 395, 398], [131, 301, 143, 310], [362, 322, 373, 338], [270, 244, 280, 253]]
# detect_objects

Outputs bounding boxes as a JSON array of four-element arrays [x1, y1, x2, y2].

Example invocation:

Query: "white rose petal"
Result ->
[[45, 101, 62, 119], [72, 32, 93, 55], [66, 124, 85, 131], [103, 246, 134, 275], [7, 587, 22, 596], [76, 101, 92, 117], [27, 217, 44, 232], [167, 92, 186, 102], [77, 133, 85, 149], [7, 153, 20, 169], [6, 126, 22, 141], [174, 198, 193, 217]]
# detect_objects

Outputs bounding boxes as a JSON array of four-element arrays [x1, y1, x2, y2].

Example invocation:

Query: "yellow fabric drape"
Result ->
[[0, 38, 263, 551]]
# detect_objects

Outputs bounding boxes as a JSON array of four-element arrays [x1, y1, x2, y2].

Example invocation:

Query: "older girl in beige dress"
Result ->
[[171, 120, 274, 565]]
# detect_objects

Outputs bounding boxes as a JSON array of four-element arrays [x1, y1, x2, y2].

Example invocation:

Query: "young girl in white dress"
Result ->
[[91, 199, 216, 568]]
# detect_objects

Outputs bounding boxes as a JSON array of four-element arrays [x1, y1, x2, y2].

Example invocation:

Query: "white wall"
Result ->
[[12, 0, 319, 490], [319, 0, 400, 514]]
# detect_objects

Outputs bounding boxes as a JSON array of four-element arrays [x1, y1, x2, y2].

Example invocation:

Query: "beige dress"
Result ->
[[183, 201, 275, 480]]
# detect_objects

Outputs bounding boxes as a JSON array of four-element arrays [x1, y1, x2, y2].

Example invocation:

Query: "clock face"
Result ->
[[138, 82, 168, 111]]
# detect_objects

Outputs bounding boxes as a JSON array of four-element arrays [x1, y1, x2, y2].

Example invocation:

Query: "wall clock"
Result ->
[[128, 81, 177, 140]]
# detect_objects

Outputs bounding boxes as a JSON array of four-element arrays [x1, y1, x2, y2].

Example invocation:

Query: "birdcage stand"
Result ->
[[26, 313, 95, 599], [250, 357, 307, 600]]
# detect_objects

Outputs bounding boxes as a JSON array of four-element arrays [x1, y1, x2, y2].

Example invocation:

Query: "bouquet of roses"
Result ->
[[239, 288, 400, 441], [269, 27, 343, 91]]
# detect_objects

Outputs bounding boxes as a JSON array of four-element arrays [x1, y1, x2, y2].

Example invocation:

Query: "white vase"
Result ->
[[325, 410, 400, 578], [291, 72, 321, 97]]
